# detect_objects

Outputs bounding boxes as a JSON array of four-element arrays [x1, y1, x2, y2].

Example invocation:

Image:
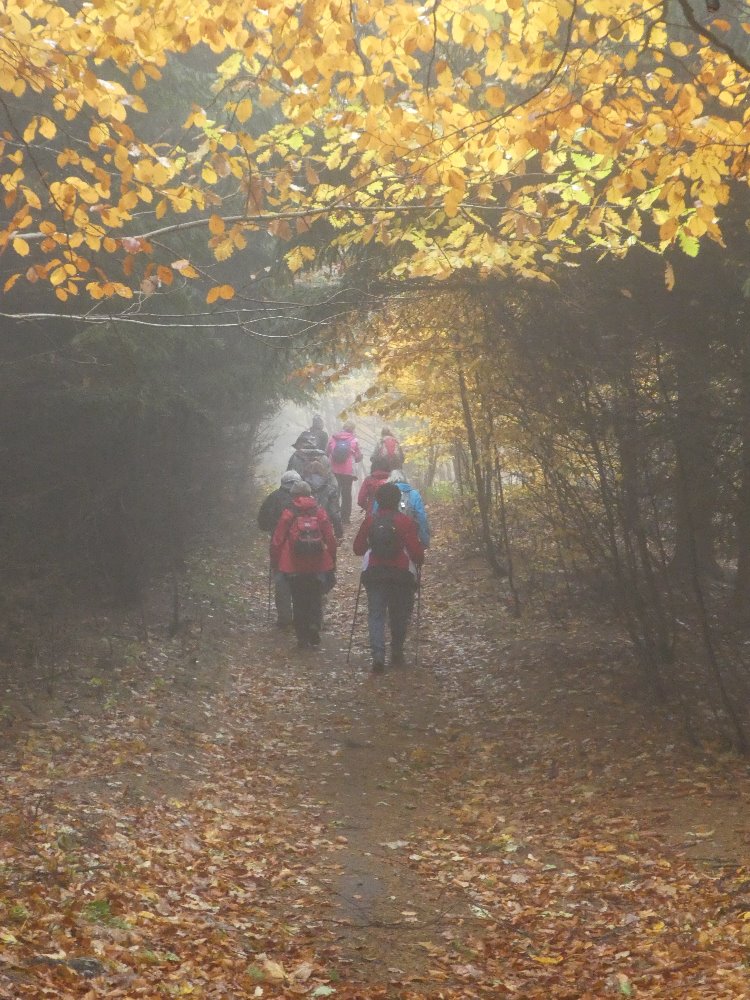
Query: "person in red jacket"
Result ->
[[271, 482, 338, 649], [357, 456, 391, 515], [372, 426, 405, 472], [353, 482, 425, 673]]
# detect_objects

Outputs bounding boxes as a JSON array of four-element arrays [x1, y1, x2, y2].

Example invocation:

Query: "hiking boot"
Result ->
[[309, 629, 321, 647], [371, 660, 385, 674], [391, 650, 406, 668]]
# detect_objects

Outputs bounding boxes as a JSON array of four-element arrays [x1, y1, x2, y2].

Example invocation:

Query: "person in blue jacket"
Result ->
[[371, 470, 431, 548]]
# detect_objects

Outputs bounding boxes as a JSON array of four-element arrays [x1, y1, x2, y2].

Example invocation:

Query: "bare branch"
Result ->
[[674, 0, 750, 73]]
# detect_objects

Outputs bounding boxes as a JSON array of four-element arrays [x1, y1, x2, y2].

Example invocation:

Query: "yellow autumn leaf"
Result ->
[[485, 86, 505, 107], [179, 264, 200, 279], [89, 123, 109, 147], [444, 188, 462, 218], [23, 118, 38, 142], [216, 283, 235, 299], [285, 245, 316, 272], [208, 213, 225, 235], [235, 97, 253, 122], [12, 237, 30, 256], [364, 79, 385, 104], [39, 116, 57, 139], [532, 954, 564, 965]]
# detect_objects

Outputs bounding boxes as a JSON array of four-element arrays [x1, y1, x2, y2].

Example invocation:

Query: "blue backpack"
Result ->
[[331, 437, 350, 464]]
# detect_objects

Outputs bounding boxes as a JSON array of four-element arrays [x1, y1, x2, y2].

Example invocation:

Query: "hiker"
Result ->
[[372, 470, 431, 548], [372, 427, 405, 472], [308, 414, 329, 453], [257, 469, 302, 628], [327, 420, 363, 526], [306, 459, 344, 541], [288, 431, 331, 479], [357, 456, 391, 515], [353, 482, 425, 673], [271, 481, 338, 649]]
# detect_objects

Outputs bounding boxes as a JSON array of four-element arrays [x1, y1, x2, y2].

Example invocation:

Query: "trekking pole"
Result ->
[[346, 578, 363, 667], [267, 564, 273, 622], [415, 566, 423, 667]]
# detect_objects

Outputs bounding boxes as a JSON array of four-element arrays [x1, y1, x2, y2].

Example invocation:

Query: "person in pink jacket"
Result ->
[[327, 420, 363, 525], [271, 482, 337, 649]]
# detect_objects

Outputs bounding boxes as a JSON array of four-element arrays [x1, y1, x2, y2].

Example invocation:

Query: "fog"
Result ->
[[257, 382, 398, 485]]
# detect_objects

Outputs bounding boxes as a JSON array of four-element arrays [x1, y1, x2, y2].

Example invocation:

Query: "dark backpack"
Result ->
[[369, 510, 400, 559], [289, 512, 324, 556], [331, 437, 350, 464]]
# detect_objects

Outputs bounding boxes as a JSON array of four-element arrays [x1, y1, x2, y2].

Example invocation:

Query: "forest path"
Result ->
[[1, 504, 749, 998]]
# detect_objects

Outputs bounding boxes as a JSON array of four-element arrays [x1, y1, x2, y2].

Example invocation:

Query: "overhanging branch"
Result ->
[[674, 0, 750, 73]]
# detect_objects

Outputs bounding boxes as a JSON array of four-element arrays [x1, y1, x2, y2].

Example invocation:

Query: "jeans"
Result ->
[[288, 574, 323, 645], [274, 570, 293, 626], [366, 581, 415, 664], [335, 473, 355, 523]]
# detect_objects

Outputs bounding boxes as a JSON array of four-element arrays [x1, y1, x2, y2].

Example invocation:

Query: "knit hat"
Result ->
[[281, 470, 302, 487], [290, 481, 312, 497]]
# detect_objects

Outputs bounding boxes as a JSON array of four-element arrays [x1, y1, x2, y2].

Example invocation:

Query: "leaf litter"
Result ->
[[0, 507, 747, 997]]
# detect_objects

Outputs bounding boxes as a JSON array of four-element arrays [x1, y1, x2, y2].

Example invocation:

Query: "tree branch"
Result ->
[[674, 0, 750, 73]]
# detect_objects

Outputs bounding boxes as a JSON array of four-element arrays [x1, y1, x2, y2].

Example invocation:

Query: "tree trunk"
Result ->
[[669, 321, 720, 578], [734, 329, 750, 622], [455, 360, 505, 576]]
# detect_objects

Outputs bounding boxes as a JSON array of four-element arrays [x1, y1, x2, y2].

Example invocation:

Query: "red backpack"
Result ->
[[289, 511, 324, 556], [375, 436, 403, 467]]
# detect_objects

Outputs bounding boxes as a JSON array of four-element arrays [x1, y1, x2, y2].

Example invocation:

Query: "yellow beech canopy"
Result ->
[[1, 0, 749, 304]]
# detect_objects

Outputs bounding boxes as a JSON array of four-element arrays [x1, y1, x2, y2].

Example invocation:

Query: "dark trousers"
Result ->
[[365, 581, 415, 664], [274, 570, 293, 625], [288, 574, 323, 644], [335, 473, 355, 523]]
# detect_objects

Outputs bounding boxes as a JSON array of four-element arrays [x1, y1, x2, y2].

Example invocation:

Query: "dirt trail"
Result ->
[[1, 508, 749, 998]]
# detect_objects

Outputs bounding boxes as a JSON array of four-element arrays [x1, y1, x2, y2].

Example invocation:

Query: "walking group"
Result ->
[[257, 416, 430, 672]]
